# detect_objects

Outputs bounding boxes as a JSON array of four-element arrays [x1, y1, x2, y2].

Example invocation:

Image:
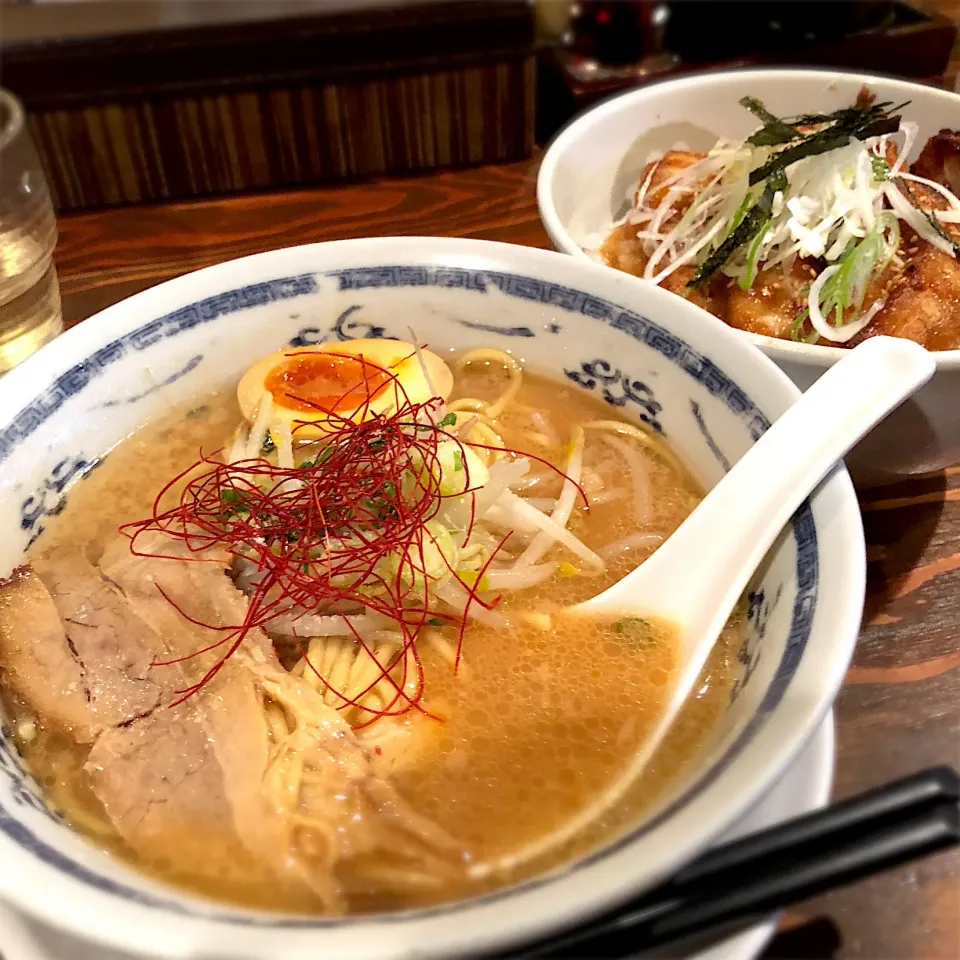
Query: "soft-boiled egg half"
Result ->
[[237, 339, 454, 439]]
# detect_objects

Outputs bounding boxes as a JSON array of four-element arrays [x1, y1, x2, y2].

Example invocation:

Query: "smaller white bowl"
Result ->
[[538, 68, 960, 486]]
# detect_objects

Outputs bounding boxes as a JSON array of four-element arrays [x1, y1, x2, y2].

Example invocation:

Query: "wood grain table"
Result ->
[[51, 157, 959, 960]]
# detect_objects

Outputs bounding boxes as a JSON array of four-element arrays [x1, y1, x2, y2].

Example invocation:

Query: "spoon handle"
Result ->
[[605, 336, 934, 658]]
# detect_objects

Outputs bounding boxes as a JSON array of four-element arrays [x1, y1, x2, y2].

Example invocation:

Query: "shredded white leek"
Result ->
[[245, 392, 275, 461], [516, 427, 585, 568], [432, 580, 508, 629], [484, 563, 558, 591], [605, 106, 960, 342], [597, 433, 652, 525], [491, 491, 604, 570], [227, 425, 250, 465]]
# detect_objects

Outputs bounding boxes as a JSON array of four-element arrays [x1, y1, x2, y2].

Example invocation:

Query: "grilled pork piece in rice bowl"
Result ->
[[539, 70, 960, 484], [0, 238, 863, 959]]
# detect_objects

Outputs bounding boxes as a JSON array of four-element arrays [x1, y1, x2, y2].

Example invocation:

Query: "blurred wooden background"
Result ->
[[916, 0, 960, 80], [0, 0, 536, 209], [2, 0, 959, 211]]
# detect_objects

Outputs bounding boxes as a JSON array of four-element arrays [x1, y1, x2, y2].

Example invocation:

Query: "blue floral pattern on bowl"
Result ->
[[0, 254, 833, 936]]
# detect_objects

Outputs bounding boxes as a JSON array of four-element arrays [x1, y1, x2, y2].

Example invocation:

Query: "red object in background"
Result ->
[[568, 0, 670, 66]]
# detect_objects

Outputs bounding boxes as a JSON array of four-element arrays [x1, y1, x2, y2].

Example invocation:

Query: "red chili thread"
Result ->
[[121, 351, 579, 723]]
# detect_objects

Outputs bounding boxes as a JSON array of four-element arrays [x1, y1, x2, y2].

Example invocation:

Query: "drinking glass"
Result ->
[[0, 87, 62, 374]]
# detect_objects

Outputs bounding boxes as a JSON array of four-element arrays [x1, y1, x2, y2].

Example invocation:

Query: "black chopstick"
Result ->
[[502, 766, 960, 959]]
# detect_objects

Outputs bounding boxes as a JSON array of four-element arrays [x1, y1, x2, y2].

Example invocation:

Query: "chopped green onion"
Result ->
[[689, 168, 785, 289], [871, 155, 890, 182], [790, 309, 807, 342], [427, 617, 446, 627], [220, 488, 241, 503], [807, 215, 898, 334], [300, 444, 338, 471], [739, 225, 767, 291], [728, 190, 755, 234], [816, 251, 856, 328], [437, 412, 457, 428], [453, 450, 464, 473], [789, 308, 820, 345]]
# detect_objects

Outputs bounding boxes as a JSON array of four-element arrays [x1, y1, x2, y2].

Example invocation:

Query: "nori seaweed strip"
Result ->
[[688, 169, 787, 289], [740, 98, 910, 149], [749, 133, 848, 185], [686, 210, 767, 289], [897, 177, 960, 258], [782, 100, 909, 128], [748, 114, 901, 185], [741, 97, 802, 146]]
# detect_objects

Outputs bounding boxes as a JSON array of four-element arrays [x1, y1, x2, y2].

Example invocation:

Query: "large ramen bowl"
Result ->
[[538, 68, 960, 486], [0, 238, 864, 959]]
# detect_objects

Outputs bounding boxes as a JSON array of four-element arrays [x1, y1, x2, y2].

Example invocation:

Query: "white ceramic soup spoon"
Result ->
[[469, 335, 935, 880]]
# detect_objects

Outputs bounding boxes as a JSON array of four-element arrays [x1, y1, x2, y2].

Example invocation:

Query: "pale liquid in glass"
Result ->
[[0, 221, 62, 374]]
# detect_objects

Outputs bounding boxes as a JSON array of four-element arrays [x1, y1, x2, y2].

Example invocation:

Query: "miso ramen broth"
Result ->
[[0, 341, 741, 914]]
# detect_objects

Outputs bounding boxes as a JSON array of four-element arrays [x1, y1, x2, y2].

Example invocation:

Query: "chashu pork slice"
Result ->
[[85, 696, 264, 881], [0, 566, 98, 742], [99, 532, 459, 907], [0, 550, 262, 878], [0, 550, 170, 741], [852, 176, 960, 350], [97, 534, 296, 884], [32, 551, 167, 726]]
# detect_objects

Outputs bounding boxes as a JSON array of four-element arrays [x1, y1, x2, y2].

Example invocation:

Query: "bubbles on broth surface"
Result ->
[[405, 614, 680, 861]]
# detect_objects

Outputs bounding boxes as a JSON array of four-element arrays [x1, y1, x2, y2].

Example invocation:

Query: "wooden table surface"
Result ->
[[51, 155, 959, 959]]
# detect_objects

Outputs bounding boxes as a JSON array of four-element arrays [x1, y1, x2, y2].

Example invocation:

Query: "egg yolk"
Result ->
[[264, 352, 395, 414]]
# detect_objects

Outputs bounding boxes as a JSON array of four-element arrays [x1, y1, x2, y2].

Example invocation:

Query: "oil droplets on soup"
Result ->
[[0, 341, 742, 914]]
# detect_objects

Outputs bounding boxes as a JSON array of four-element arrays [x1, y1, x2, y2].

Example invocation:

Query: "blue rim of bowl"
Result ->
[[0, 264, 818, 927]]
